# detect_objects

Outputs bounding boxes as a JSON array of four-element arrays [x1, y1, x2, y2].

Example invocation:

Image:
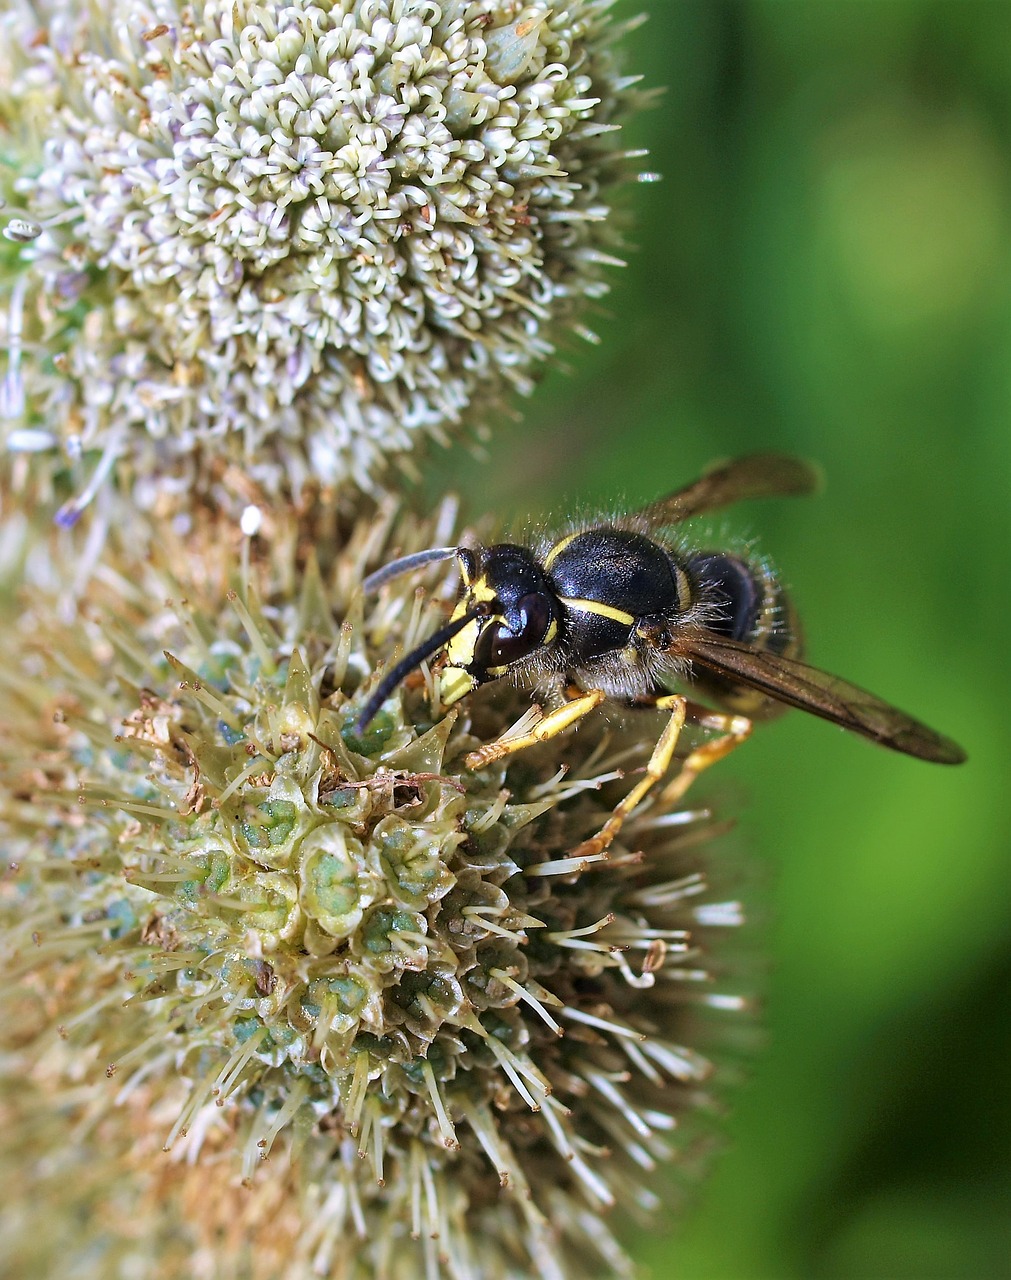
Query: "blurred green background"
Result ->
[[435, 3, 1010, 1278]]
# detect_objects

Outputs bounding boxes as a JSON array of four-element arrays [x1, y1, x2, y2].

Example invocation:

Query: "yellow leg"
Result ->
[[464, 690, 607, 771], [655, 706, 752, 810], [570, 695, 688, 860]]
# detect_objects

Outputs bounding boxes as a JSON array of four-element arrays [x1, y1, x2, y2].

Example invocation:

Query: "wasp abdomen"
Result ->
[[687, 553, 763, 643], [686, 553, 793, 650], [683, 551, 799, 717]]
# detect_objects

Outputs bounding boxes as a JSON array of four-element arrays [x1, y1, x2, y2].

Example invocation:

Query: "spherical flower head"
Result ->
[[1, 497, 750, 1279], [0, 0, 653, 507]]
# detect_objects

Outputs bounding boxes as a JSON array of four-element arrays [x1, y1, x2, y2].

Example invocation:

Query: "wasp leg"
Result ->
[[464, 689, 606, 770], [655, 705, 753, 810], [570, 695, 688, 860]]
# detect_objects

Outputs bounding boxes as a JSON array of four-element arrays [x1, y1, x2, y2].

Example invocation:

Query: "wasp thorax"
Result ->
[[547, 529, 683, 616]]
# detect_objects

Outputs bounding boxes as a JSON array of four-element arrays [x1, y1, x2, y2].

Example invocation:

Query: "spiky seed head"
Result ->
[[0, 497, 750, 1279], [0, 0, 654, 510]]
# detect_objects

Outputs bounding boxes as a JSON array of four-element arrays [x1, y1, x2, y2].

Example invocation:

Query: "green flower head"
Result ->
[[1, 497, 750, 1279]]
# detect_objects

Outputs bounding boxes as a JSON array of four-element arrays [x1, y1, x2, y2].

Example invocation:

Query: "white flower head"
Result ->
[[1, 0, 652, 502]]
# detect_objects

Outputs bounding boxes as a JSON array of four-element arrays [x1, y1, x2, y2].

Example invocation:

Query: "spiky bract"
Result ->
[[0, 499, 747, 1279]]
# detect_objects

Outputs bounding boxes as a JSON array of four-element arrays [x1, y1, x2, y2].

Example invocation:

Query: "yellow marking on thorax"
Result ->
[[543, 532, 580, 572], [560, 596, 635, 626]]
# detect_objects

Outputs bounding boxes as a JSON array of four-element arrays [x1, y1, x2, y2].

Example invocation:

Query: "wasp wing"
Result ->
[[633, 454, 821, 528], [674, 630, 966, 764]]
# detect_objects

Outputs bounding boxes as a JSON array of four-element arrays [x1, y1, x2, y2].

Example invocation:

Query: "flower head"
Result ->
[[1, 496, 749, 1279], [1, 0, 652, 505]]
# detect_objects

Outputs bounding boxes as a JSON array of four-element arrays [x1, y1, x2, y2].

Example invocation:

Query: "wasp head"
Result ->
[[439, 544, 560, 705], [355, 543, 560, 733]]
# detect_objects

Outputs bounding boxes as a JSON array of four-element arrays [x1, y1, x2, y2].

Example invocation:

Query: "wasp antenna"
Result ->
[[363, 547, 459, 594], [355, 607, 481, 733]]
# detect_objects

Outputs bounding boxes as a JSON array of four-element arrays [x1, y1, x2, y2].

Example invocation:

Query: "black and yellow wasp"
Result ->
[[357, 454, 965, 857]]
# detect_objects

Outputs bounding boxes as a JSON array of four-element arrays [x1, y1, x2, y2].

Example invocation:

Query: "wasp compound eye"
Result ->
[[514, 591, 554, 642], [474, 592, 553, 669]]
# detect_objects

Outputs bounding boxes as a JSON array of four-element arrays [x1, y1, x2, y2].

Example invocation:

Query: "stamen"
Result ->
[[540, 1101, 614, 1207], [305, 1172, 353, 1276], [345, 1049, 371, 1134], [212, 1024, 269, 1102], [585, 1070, 654, 1140], [461, 1101, 525, 1190], [525, 850, 610, 876], [483, 1037, 544, 1111], [569, 1206, 628, 1273], [54, 436, 124, 527], [461, 907, 527, 944], [624, 871, 708, 908], [355, 1099, 373, 1161], [547, 914, 614, 943], [417, 1139, 441, 1238], [1, 276, 27, 420], [490, 970, 563, 1035], [619, 1037, 663, 1085], [75, 792, 177, 820], [164, 1056, 222, 1151], [409, 1141, 424, 1239], [561, 1006, 645, 1042], [213, 758, 274, 806], [258, 1078, 309, 1159], [630, 807, 711, 831], [114, 1049, 175, 1106], [57, 989, 122, 1035], [226, 590, 278, 675], [421, 1059, 459, 1149], [693, 900, 745, 927], [613, 952, 655, 990], [689, 992, 749, 1011], [402, 586, 429, 654], [549, 768, 625, 805], [640, 1040, 714, 1083], [525, 765, 567, 799], [467, 789, 510, 833]]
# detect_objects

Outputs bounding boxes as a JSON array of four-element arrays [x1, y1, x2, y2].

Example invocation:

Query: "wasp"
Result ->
[[356, 455, 965, 858]]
